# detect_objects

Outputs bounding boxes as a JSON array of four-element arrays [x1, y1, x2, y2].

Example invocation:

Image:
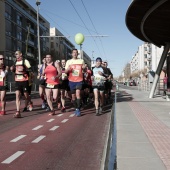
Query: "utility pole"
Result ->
[[36, 0, 41, 65]]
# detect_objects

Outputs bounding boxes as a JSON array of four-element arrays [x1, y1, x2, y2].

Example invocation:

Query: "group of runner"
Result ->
[[0, 49, 113, 117]]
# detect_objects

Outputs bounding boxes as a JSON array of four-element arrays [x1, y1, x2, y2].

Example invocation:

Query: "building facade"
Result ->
[[50, 27, 75, 61], [130, 42, 164, 75], [78, 50, 91, 68], [0, 0, 50, 70]]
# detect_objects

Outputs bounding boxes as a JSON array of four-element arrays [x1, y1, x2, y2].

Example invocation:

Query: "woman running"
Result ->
[[43, 54, 61, 115]]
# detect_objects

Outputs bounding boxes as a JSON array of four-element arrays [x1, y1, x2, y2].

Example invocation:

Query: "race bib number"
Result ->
[[16, 75, 24, 80], [62, 73, 67, 79], [95, 76, 102, 81], [0, 76, 3, 82], [47, 83, 54, 88], [0, 76, 3, 86], [72, 69, 79, 76]]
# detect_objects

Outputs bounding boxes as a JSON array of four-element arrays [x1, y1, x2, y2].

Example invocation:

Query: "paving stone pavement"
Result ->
[[116, 86, 170, 170]]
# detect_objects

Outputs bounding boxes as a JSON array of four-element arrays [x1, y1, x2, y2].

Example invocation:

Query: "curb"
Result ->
[[101, 93, 117, 170]]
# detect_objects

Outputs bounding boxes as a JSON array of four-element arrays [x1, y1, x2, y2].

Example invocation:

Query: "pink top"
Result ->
[[44, 64, 59, 85]]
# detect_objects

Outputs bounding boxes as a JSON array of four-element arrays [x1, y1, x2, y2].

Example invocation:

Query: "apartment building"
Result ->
[[130, 42, 164, 75], [50, 27, 75, 61], [0, 0, 50, 69], [131, 52, 139, 73]]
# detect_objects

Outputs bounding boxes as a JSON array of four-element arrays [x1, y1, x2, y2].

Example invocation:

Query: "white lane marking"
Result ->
[[47, 119, 55, 122], [57, 114, 63, 117], [61, 119, 68, 123], [32, 125, 43, 130], [69, 114, 74, 117], [49, 126, 59, 131], [1, 151, 25, 164], [10, 135, 27, 142], [31, 135, 46, 143]]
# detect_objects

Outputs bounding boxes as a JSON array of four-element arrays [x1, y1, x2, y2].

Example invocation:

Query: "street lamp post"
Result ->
[[92, 51, 94, 64], [36, 0, 41, 65]]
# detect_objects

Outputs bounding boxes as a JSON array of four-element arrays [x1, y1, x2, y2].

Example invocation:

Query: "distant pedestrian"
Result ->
[[163, 75, 168, 95]]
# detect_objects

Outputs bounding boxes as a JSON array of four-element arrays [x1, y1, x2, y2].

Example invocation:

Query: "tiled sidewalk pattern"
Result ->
[[129, 101, 170, 169]]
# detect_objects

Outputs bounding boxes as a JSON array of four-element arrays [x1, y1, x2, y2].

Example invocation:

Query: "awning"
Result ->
[[126, 0, 170, 47]]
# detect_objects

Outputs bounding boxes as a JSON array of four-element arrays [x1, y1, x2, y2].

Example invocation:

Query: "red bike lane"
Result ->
[[0, 98, 112, 170]]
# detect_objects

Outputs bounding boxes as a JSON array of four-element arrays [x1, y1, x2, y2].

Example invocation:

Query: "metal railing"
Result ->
[[138, 79, 164, 95]]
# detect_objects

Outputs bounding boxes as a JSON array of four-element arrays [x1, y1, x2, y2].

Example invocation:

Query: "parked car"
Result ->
[[129, 80, 136, 86]]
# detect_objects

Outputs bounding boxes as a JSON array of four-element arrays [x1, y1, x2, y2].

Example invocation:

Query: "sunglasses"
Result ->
[[0, 58, 4, 60], [15, 53, 19, 55]]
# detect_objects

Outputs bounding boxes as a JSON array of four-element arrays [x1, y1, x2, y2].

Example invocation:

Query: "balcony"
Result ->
[[147, 56, 151, 61]]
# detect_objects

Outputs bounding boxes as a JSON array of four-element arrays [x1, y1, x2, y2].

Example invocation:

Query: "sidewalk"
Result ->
[[116, 87, 170, 170]]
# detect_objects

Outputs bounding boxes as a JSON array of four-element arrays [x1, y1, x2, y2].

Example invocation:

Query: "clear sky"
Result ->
[[28, 0, 142, 77]]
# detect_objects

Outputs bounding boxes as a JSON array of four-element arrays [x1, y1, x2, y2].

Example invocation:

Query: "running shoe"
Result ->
[[13, 111, 21, 118], [99, 107, 103, 114], [42, 102, 46, 109], [46, 106, 50, 111], [23, 107, 28, 112], [95, 109, 99, 116], [61, 107, 66, 112], [74, 109, 78, 116], [76, 109, 81, 117], [28, 102, 33, 111], [0, 111, 6, 115], [48, 110, 55, 116]]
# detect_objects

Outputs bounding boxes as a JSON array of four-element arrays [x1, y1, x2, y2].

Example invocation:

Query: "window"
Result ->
[[5, 12, 11, 20], [5, 20, 12, 36], [17, 14, 22, 26], [17, 27, 22, 41]]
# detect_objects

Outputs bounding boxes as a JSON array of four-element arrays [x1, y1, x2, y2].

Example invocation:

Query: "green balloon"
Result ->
[[75, 33, 85, 45]]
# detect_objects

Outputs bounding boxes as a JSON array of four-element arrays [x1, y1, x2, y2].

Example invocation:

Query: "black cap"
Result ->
[[96, 57, 102, 62]]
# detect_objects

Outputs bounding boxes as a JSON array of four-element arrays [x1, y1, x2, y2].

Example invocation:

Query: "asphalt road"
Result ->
[[0, 96, 112, 170]]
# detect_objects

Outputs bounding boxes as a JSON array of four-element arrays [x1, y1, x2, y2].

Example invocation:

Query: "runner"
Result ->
[[37, 57, 48, 110], [10, 51, 32, 118], [102, 61, 113, 102], [43, 54, 61, 115], [92, 57, 108, 116], [59, 59, 70, 112], [65, 49, 85, 117], [27, 71, 34, 111], [0, 55, 8, 115], [83, 63, 92, 105]]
